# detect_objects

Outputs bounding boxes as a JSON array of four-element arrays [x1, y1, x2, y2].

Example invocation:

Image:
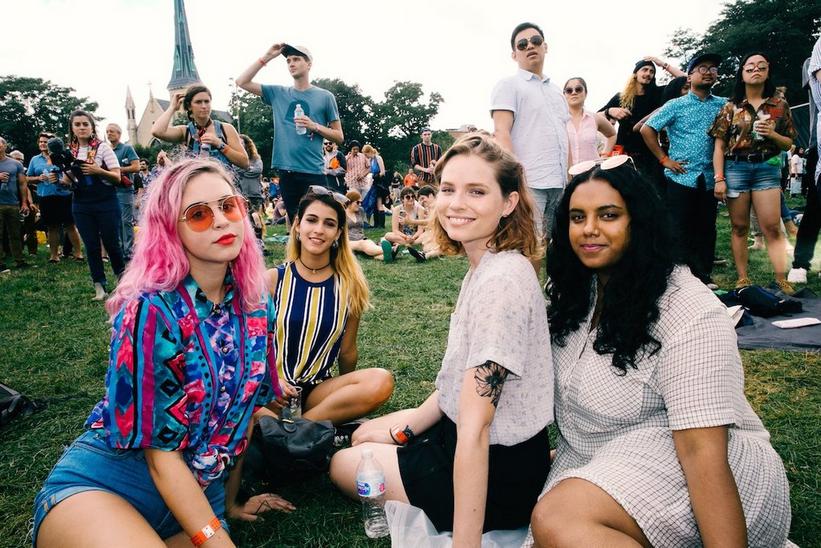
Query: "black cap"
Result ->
[[687, 53, 722, 74], [633, 59, 655, 74]]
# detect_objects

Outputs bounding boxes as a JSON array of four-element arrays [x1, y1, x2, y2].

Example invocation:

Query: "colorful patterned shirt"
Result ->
[[410, 142, 443, 185], [647, 92, 727, 189], [86, 274, 279, 486], [708, 96, 796, 159]]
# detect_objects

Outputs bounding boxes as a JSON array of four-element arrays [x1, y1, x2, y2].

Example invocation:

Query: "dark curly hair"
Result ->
[[731, 51, 776, 105], [546, 165, 678, 374]]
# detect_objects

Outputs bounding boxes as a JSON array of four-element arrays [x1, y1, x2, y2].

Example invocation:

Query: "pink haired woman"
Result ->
[[33, 159, 293, 547]]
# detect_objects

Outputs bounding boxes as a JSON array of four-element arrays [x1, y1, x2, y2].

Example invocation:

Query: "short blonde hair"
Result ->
[[431, 133, 543, 261]]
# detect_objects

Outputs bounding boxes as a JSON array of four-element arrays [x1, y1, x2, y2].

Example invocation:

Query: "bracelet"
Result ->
[[715, 177, 726, 183], [257, 57, 268, 66], [191, 516, 221, 546], [659, 155, 669, 165]]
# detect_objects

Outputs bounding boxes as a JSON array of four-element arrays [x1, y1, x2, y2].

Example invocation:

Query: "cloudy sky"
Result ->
[[4, 0, 726, 140]]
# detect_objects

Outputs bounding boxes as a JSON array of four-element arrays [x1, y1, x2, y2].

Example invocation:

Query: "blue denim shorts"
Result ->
[[32, 430, 227, 546], [725, 159, 782, 198]]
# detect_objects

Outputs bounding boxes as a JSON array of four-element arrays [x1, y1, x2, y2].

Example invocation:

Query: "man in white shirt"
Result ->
[[491, 22, 569, 239]]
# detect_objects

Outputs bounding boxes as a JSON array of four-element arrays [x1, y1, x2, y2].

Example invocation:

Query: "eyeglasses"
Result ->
[[515, 34, 544, 51], [308, 185, 349, 205], [743, 61, 769, 73], [563, 85, 585, 95], [694, 66, 719, 75], [568, 154, 635, 177], [179, 195, 247, 232], [323, 142, 332, 146]]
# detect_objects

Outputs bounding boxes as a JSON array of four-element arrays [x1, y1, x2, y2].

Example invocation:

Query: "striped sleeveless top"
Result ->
[[273, 262, 349, 384]]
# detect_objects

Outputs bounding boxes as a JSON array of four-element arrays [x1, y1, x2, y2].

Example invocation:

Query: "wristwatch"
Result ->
[[392, 425, 415, 446]]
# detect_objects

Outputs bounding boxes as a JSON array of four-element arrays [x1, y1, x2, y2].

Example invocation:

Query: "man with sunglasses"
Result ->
[[641, 53, 726, 289], [491, 22, 569, 239], [323, 140, 347, 192], [236, 43, 344, 224]]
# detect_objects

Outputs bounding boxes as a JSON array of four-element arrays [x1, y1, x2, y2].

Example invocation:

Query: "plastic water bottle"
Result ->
[[294, 104, 307, 135], [355, 448, 389, 538]]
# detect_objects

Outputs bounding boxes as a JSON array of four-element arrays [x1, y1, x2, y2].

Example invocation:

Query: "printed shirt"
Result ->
[[809, 36, 821, 180], [708, 96, 796, 159], [344, 152, 370, 191], [273, 262, 349, 385], [410, 143, 442, 184], [86, 274, 279, 486], [647, 92, 727, 189], [491, 69, 569, 189], [27, 153, 71, 198]]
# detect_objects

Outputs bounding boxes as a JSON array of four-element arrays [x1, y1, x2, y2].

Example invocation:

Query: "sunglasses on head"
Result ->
[[308, 185, 349, 205], [568, 154, 635, 177], [564, 85, 585, 95], [179, 195, 247, 232], [743, 61, 769, 73], [515, 34, 544, 51]]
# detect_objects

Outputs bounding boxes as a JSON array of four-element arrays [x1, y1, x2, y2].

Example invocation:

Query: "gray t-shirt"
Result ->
[[435, 250, 554, 446], [0, 157, 25, 206]]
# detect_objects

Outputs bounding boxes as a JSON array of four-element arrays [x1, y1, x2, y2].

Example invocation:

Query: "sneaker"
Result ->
[[787, 267, 808, 284], [333, 419, 367, 448], [92, 282, 107, 301], [735, 277, 752, 290], [775, 279, 795, 296], [380, 240, 393, 263], [705, 280, 719, 291], [408, 247, 427, 263]]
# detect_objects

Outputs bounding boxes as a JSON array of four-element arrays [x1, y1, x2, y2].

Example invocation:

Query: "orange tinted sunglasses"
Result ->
[[179, 195, 246, 232]]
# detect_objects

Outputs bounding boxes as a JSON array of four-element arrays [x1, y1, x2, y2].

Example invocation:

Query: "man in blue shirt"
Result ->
[[0, 136, 31, 270], [107, 124, 140, 259], [642, 53, 726, 288], [236, 43, 344, 224]]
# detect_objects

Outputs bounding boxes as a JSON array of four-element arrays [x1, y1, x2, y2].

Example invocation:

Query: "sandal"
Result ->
[[734, 277, 752, 290]]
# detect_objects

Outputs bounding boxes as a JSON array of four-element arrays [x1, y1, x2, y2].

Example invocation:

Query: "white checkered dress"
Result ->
[[523, 267, 791, 547]]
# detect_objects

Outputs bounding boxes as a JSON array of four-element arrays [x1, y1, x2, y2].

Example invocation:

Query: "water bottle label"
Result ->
[[356, 479, 385, 497]]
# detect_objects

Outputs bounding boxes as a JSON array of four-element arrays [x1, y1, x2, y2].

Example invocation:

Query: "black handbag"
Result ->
[[241, 415, 335, 492], [737, 285, 803, 318]]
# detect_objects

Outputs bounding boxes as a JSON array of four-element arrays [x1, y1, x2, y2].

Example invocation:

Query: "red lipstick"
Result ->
[[215, 234, 236, 245]]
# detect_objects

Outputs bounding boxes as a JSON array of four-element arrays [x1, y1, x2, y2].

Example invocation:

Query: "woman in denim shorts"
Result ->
[[33, 159, 295, 547], [710, 51, 797, 293]]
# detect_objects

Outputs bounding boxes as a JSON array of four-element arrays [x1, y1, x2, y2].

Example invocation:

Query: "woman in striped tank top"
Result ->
[[265, 188, 394, 425]]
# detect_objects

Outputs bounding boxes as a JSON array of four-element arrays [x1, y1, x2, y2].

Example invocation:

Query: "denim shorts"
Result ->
[[725, 159, 782, 198], [32, 430, 227, 546]]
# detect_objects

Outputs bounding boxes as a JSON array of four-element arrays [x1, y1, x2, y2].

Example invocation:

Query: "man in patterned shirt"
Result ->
[[641, 53, 726, 288], [410, 128, 442, 187]]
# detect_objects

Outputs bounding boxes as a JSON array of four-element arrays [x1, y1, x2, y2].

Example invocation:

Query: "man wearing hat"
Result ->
[[641, 53, 726, 289], [600, 56, 685, 192], [237, 43, 344, 223]]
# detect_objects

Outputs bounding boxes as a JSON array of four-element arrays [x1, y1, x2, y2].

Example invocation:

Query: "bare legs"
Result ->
[[302, 368, 394, 425], [727, 188, 787, 282]]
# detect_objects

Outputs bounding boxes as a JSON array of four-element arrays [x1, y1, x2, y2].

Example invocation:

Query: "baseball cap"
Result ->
[[282, 44, 313, 62], [686, 53, 722, 74]]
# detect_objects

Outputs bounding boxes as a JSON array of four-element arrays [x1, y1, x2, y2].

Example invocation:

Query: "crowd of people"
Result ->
[[3, 19, 818, 548]]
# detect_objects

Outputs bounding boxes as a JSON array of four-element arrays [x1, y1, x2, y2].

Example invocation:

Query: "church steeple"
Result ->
[[125, 86, 138, 144], [167, 0, 201, 93]]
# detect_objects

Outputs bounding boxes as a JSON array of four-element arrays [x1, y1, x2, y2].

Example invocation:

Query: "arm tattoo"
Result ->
[[473, 361, 509, 408]]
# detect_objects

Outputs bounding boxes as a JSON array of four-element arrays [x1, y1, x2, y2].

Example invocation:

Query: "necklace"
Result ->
[[298, 257, 331, 274]]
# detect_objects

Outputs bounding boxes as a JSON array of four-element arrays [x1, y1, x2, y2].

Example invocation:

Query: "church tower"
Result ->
[[125, 86, 138, 144], [167, 0, 201, 95]]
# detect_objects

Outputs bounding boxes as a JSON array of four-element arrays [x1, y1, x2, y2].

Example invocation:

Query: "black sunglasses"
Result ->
[[564, 86, 585, 95], [308, 185, 348, 205], [515, 34, 544, 51]]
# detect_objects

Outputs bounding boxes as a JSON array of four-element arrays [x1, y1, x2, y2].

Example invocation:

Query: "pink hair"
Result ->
[[106, 158, 266, 319]]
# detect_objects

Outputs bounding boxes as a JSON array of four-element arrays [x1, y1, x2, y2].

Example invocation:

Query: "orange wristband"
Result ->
[[659, 155, 669, 165], [191, 517, 221, 546]]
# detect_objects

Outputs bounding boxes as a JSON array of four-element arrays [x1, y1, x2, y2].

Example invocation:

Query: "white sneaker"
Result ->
[[92, 282, 107, 301], [787, 268, 807, 284]]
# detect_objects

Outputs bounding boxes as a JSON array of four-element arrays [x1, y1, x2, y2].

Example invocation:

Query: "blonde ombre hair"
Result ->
[[286, 192, 371, 318], [619, 74, 642, 111], [431, 133, 543, 260]]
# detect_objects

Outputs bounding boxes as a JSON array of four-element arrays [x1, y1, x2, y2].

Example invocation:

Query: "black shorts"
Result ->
[[397, 416, 550, 533], [279, 171, 328, 225], [39, 195, 74, 227]]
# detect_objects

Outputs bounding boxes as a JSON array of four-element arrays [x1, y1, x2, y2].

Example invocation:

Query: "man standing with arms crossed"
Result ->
[[106, 124, 139, 260], [491, 22, 569, 239], [641, 53, 726, 289], [410, 128, 441, 187], [237, 43, 344, 223]]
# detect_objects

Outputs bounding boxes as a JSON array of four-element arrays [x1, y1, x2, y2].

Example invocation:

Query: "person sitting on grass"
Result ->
[[525, 158, 791, 548], [380, 186, 427, 263], [331, 133, 554, 543], [266, 186, 394, 430], [403, 184, 442, 260], [32, 158, 294, 548], [345, 189, 385, 260]]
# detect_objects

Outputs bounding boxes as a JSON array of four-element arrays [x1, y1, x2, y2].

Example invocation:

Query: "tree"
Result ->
[[311, 78, 373, 146], [664, 0, 821, 104], [230, 89, 274, 173], [0, 76, 98, 161]]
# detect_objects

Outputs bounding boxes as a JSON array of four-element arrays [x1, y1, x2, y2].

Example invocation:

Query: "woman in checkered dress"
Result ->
[[526, 163, 791, 547]]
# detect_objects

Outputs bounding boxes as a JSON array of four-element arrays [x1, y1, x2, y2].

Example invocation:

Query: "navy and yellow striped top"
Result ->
[[273, 262, 349, 385]]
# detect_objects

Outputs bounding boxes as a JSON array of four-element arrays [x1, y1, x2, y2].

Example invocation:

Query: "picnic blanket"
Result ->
[[733, 288, 821, 352]]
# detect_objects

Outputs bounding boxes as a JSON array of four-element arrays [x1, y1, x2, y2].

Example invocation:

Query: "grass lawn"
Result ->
[[1, 211, 820, 547]]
